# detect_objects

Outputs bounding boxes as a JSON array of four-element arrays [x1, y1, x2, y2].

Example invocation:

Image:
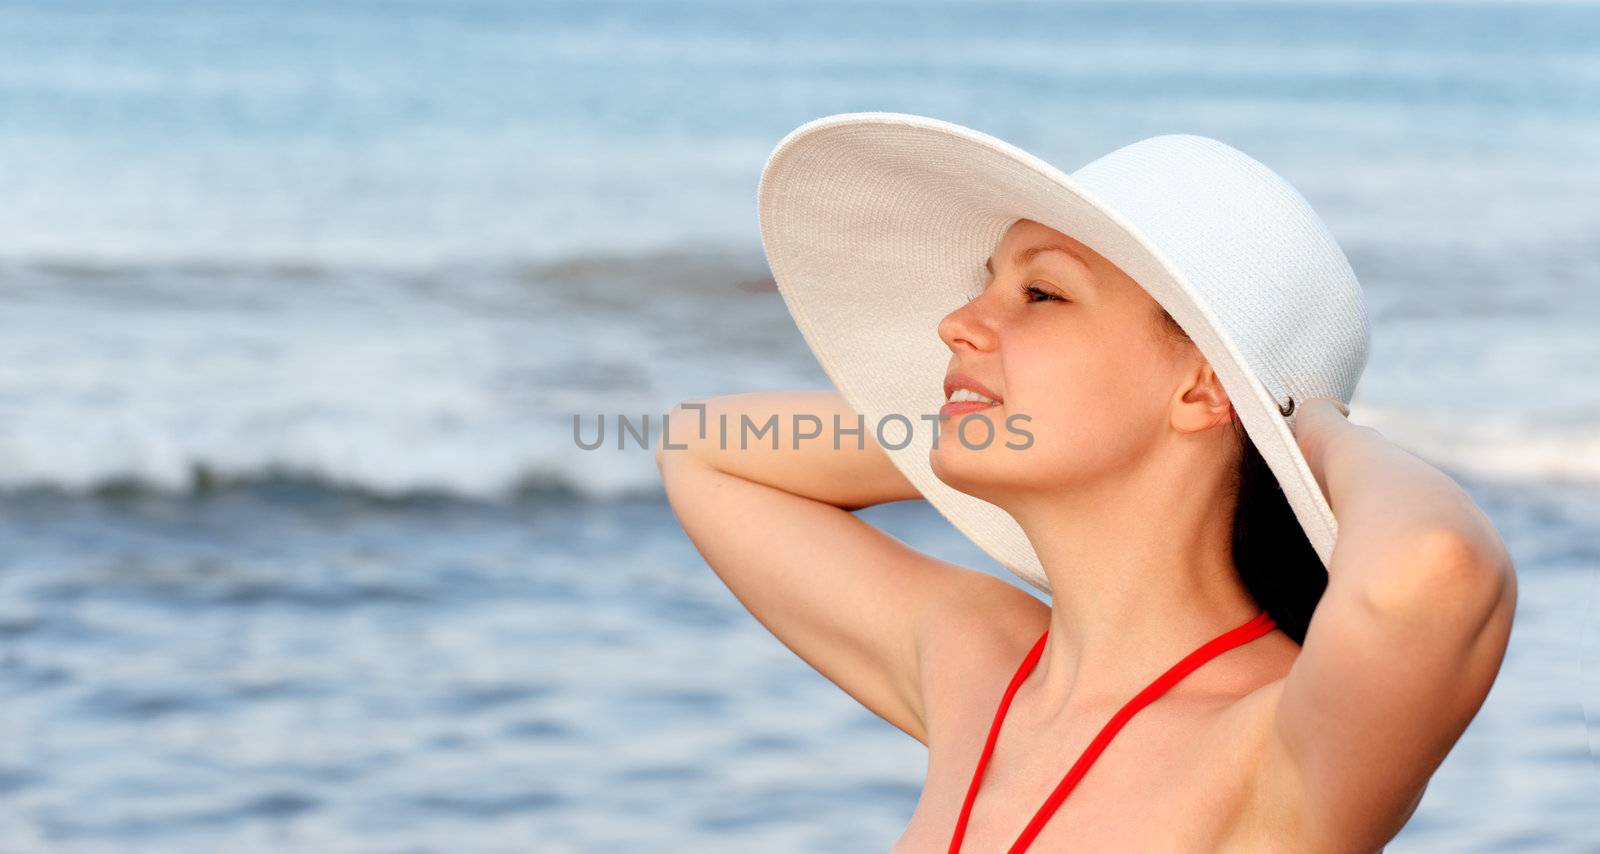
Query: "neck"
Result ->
[[1003, 441, 1264, 723]]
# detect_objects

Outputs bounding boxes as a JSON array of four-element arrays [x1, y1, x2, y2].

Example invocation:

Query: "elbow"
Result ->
[[656, 401, 703, 472], [655, 405, 679, 471], [1361, 528, 1516, 631], [1421, 528, 1516, 617], [654, 415, 670, 471]]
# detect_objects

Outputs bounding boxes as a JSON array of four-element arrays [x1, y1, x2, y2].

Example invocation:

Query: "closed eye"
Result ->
[[1019, 282, 1067, 303]]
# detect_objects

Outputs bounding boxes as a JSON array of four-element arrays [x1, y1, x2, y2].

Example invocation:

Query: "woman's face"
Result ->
[[930, 218, 1202, 503]]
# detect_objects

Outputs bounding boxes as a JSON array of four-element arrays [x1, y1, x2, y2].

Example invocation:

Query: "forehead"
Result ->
[[986, 219, 1128, 284], [992, 219, 1102, 263]]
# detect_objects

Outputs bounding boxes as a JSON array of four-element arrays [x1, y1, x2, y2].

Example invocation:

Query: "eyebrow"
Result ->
[[984, 244, 1092, 277]]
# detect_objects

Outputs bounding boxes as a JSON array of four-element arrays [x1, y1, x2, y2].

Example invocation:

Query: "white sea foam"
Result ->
[[0, 248, 1592, 501]]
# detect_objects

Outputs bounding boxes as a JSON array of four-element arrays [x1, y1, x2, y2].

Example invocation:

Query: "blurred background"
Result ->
[[1, 0, 1596, 851]]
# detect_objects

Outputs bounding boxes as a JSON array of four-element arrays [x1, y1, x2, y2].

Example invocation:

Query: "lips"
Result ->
[[939, 399, 997, 418], [942, 372, 1004, 406], [941, 371, 1003, 419]]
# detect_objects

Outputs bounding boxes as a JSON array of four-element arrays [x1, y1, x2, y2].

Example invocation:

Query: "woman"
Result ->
[[656, 114, 1516, 851]]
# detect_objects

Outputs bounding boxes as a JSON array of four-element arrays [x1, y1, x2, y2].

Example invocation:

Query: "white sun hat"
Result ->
[[756, 112, 1370, 595]]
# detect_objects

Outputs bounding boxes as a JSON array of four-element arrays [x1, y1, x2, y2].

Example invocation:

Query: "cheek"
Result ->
[[1006, 332, 1168, 456]]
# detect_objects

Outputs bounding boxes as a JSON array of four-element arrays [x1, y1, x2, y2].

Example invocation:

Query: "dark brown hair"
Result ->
[[1155, 307, 1327, 644]]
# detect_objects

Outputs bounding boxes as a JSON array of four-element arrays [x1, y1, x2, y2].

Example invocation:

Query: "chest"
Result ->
[[891, 694, 1263, 852]]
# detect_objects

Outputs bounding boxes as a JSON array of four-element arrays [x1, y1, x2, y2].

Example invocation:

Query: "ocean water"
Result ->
[[0, 0, 1596, 851]]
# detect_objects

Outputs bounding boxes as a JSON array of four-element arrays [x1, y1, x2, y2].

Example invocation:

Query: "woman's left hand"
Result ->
[[1293, 396, 1357, 493]]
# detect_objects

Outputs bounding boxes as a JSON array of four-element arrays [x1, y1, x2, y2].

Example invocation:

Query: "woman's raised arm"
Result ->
[[1254, 398, 1518, 849], [655, 390, 1026, 745], [658, 390, 923, 509]]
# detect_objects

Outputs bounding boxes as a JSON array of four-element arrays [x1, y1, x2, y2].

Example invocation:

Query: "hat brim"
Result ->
[[757, 112, 1337, 594]]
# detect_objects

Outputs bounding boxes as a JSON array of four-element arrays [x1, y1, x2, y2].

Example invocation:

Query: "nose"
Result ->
[[938, 287, 999, 353]]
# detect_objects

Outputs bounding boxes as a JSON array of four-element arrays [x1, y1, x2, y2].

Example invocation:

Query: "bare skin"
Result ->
[[657, 219, 1517, 851]]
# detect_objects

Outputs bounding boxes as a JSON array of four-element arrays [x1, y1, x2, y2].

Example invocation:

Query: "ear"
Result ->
[[1171, 363, 1235, 434]]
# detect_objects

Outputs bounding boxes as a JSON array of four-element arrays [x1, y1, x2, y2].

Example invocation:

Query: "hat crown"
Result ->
[[1069, 134, 1370, 419]]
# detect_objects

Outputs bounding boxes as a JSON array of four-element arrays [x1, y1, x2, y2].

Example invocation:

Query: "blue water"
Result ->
[[0, 1, 1597, 850]]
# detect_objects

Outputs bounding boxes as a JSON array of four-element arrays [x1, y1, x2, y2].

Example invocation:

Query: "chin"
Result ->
[[929, 445, 1008, 500]]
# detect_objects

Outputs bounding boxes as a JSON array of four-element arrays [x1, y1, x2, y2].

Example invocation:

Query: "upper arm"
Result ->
[[658, 449, 982, 745], [1259, 530, 1517, 847]]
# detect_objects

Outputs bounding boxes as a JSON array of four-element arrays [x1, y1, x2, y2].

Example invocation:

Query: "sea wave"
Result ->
[[0, 456, 662, 506], [1, 405, 1595, 506]]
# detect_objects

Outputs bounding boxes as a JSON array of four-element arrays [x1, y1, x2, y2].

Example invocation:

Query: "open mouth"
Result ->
[[940, 387, 1001, 418]]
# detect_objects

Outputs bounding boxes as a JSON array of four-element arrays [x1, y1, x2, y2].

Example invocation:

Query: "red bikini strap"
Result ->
[[946, 628, 1051, 853], [948, 610, 1277, 854], [1008, 610, 1275, 852]]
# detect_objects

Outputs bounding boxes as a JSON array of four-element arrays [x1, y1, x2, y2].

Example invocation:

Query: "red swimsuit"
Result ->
[[947, 610, 1277, 853]]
